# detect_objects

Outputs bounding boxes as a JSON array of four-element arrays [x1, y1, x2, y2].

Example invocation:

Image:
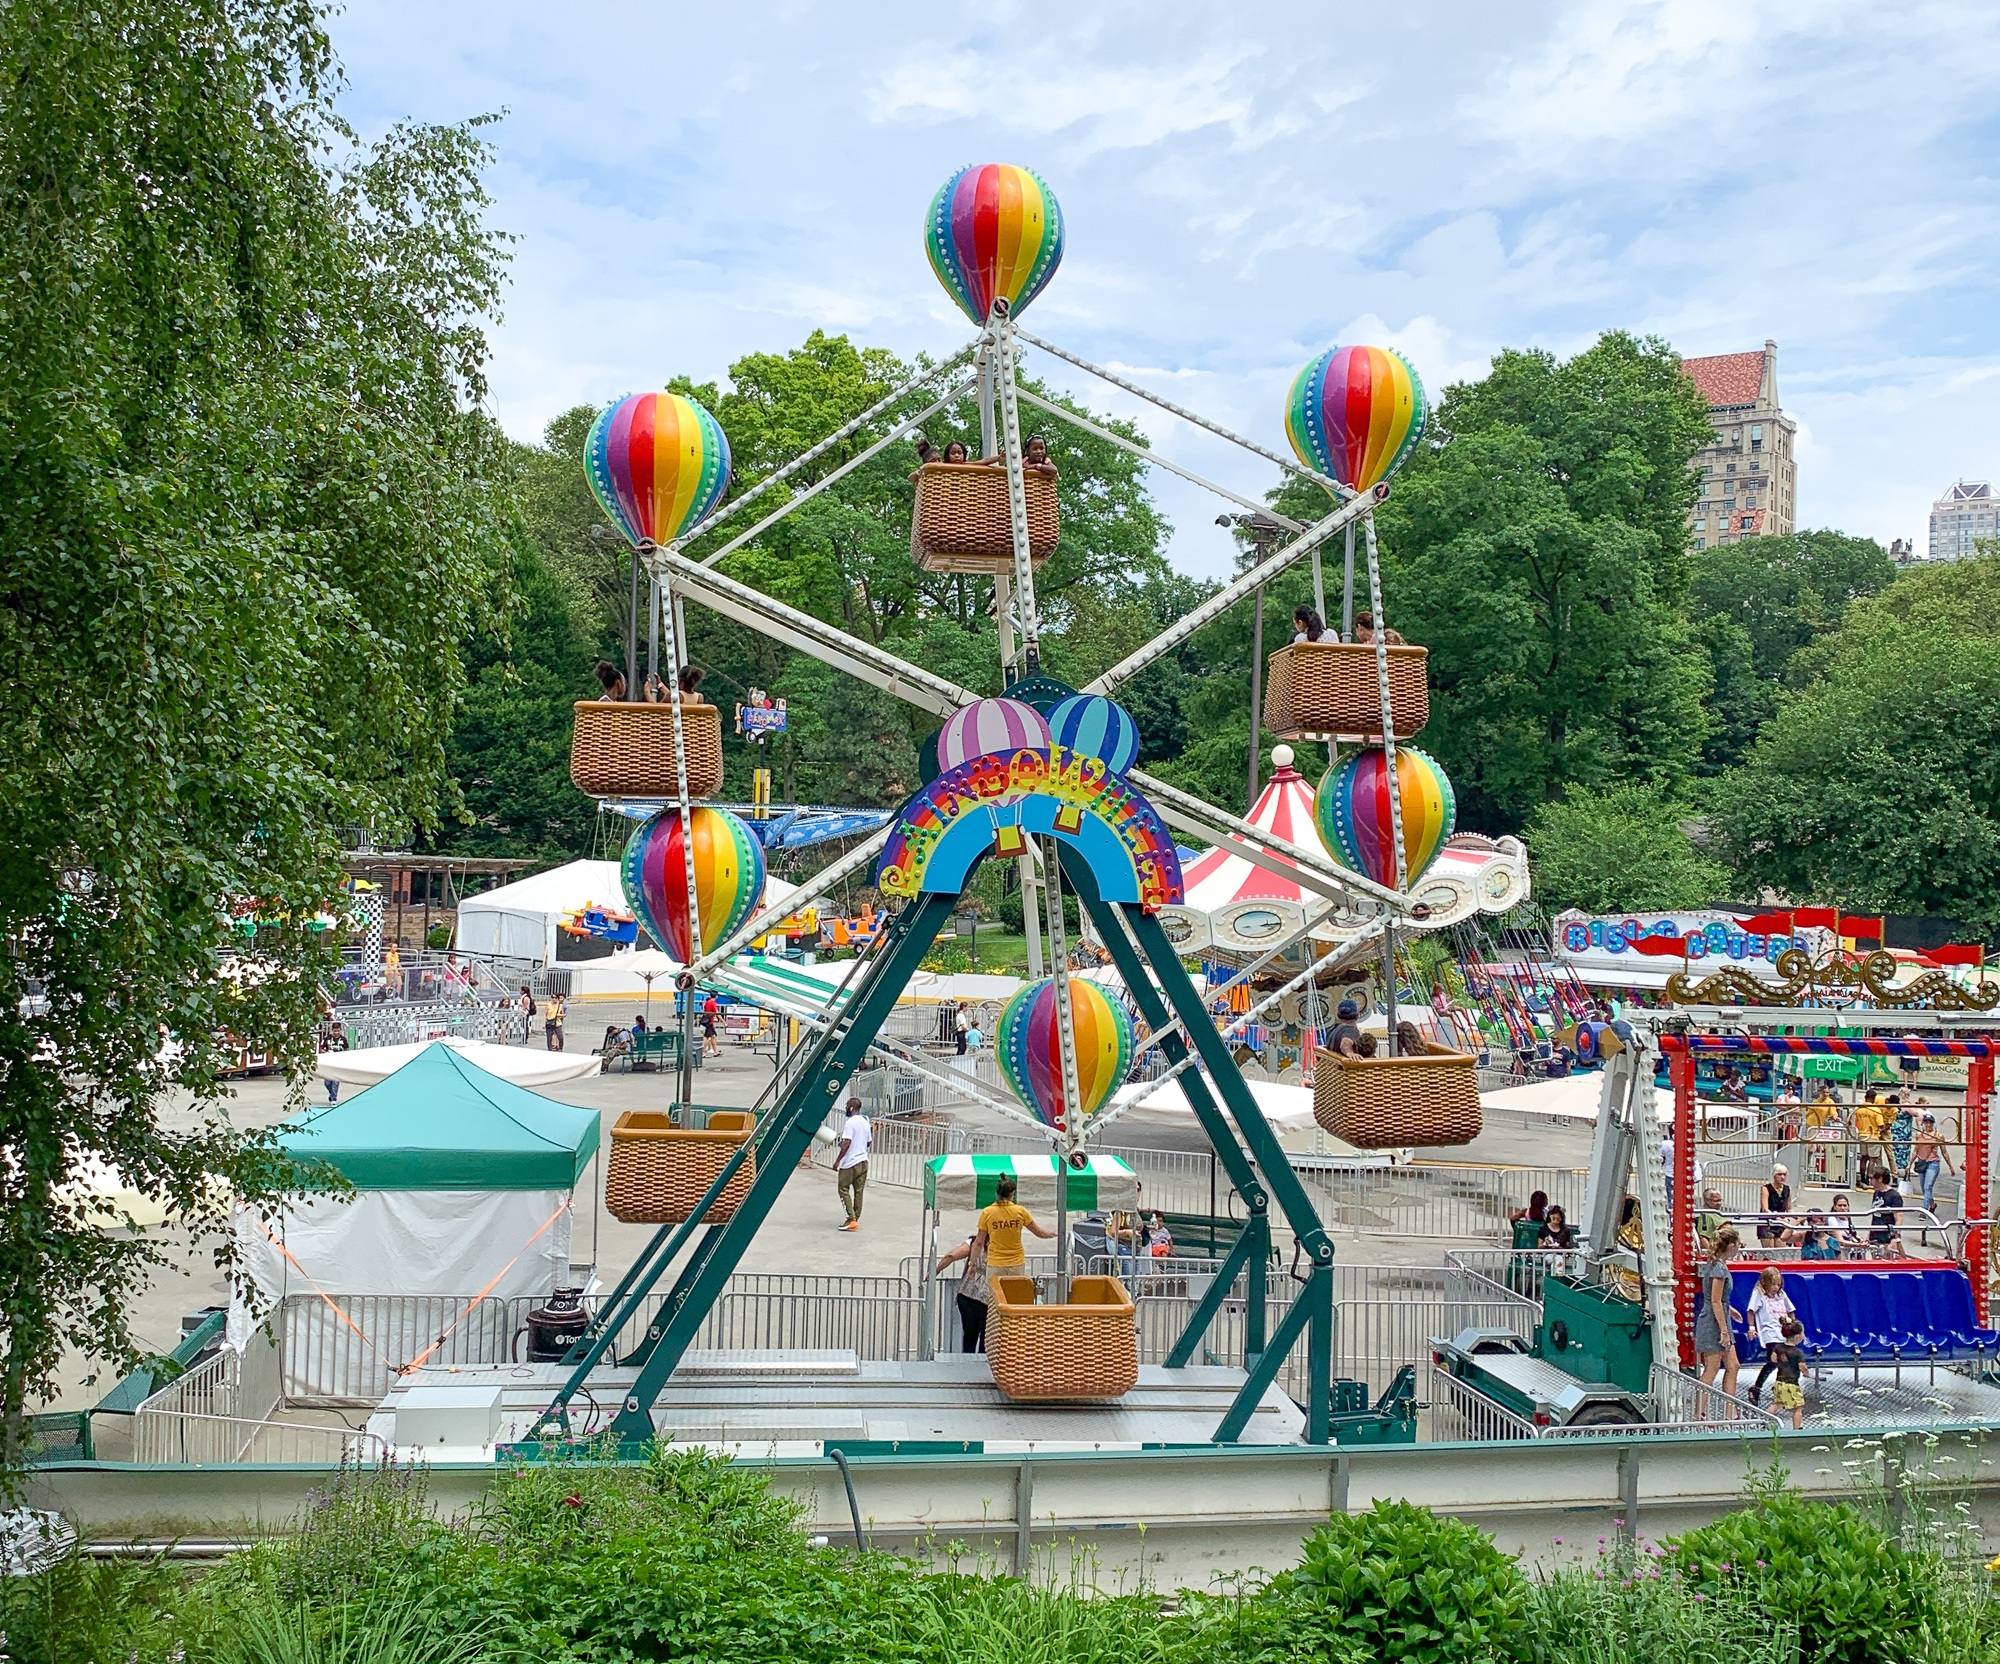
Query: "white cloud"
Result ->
[[325, 0, 2000, 564]]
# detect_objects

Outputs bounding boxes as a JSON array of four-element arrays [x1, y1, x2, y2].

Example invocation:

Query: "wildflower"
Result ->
[[1694, 1592, 1706, 1602]]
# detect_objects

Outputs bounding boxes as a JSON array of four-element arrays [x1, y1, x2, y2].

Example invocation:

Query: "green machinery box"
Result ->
[[1537, 1275, 1651, 1394]]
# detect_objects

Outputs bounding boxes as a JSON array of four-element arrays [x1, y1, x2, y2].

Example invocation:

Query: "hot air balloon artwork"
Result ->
[[1313, 745, 1456, 890], [925, 163, 1065, 326], [996, 977, 1135, 1134], [586, 392, 732, 548], [935, 697, 1052, 773], [621, 805, 766, 963], [1046, 694, 1140, 775], [1284, 345, 1428, 493]]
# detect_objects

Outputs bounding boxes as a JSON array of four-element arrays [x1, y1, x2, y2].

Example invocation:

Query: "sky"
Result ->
[[332, 0, 2000, 577]]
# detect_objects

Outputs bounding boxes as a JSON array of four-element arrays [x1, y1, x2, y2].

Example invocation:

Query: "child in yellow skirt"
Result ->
[[1768, 1316, 1808, 1428]]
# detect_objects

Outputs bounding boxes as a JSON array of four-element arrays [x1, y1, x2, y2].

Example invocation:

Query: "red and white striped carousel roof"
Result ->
[[1180, 746, 1320, 911], [1177, 746, 1528, 918]]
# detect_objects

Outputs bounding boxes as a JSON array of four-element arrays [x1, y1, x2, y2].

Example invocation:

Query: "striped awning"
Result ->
[[924, 1152, 1140, 1212], [715, 955, 856, 1017]]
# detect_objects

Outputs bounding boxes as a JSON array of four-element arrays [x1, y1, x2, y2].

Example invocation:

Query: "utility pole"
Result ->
[[1217, 513, 1286, 802]]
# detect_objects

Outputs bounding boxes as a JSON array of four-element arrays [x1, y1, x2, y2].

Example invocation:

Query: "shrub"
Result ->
[[1528, 1536, 1798, 1664], [0, 1548, 183, 1664], [224, 1601, 487, 1664], [1263, 1500, 1531, 1664], [428, 1446, 932, 1661], [1668, 1490, 1921, 1664]]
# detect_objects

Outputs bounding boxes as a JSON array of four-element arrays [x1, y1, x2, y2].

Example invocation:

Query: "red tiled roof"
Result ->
[[1682, 351, 1765, 408]]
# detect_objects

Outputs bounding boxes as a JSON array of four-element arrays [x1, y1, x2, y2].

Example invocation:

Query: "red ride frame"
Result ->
[[1661, 1034, 1996, 1360]]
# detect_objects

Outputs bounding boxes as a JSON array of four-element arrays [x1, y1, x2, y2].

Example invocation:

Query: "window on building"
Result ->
[[1727, 462, 1737, 473], [1693, 518, 1706, 531], [1695, 538, 1706, 550]]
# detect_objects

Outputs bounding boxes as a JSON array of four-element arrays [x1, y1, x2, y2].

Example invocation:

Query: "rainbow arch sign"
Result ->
[[875, 747, 1182, 910]]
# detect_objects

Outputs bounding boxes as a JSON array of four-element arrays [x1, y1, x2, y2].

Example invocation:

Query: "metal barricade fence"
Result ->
[[1445, 1247, 1575, 1308], [276, 1274, 923, 1406], [915, 1254, 1535, 1405], [133, 1412, 388, 1466], [868, 1117, 1589, 1240], [339, 1001, 511, 1050], [1292, 1163, 1590, 1241], [1428, 1362, 1538, 1441], [1647, 1364, 1778, 1430], [698, 1291, 923, 1359]]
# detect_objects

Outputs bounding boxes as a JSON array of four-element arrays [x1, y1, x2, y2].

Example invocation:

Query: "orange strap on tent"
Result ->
[[255, 1218, 377, 1351], [399, 1197, 573, 1376]]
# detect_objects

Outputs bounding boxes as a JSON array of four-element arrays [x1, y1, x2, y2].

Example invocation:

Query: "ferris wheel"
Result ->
[[534, 164, 1484, 1449]]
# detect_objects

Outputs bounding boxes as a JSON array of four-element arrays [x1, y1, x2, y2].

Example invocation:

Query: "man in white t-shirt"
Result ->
[[1660, 1133, 1704, 1211], [835, 1097, 872, 1231]]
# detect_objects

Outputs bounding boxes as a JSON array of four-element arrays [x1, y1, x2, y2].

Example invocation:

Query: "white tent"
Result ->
[[1110, 1072, 1319, 1134], [454, 859, 625, 966], [319, 1035, 604, 1088], [1479, 1072, 1607, 1123]]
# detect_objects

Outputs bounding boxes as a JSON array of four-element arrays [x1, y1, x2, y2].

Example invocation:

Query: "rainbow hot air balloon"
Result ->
[[996, 978, 1134, 1135], [586, 392, 731, 547], [1313, 746, 1456, 890], [925, 163, 1065, 325], [1285, 345, 1427, 492], [621, 806, 766, 963]]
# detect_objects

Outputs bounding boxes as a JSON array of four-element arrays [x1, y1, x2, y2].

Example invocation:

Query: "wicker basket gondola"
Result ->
[[1262, 642, 1429, 740], [570, 700, 723, 800], [911, 462, 1059, 573], [986, 1275, 1139, 1401], [604, 1109, 755, 1225], [1313, 1052, 1481, 1149]]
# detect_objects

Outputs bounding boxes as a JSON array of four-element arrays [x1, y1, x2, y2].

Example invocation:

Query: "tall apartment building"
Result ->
[[1928, 480, 1996, 561], [1682, 339, 1797, 549]]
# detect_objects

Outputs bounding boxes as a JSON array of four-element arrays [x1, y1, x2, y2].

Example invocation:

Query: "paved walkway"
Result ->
[[40, 1037, 1606, 1413]]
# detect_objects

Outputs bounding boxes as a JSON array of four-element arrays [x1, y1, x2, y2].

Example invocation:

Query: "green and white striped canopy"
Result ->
[[924, 1152, 1140, 1212]]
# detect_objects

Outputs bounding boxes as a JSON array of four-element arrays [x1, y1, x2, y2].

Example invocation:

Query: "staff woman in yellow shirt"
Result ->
[[977, 1175, 1056, 1273]]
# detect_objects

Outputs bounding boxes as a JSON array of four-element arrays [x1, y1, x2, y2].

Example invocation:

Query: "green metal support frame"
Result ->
[[1215, 1261, 1332, 1444], [595, 893, 958, 1453], [534, 942, 895, 1437], [1066, 855, 1271, 1367], [1065, 850, 1336, 1443]]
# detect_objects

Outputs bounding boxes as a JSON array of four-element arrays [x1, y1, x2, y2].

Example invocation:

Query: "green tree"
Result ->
[[779, 659, 921, 807], [1273, 332, 1716, 833], [1525, 782, 1730, 913], [0, 0, 507, 1465], [1709, 554, 2000, 929], [471, 335, 1180, 827], [440, 527, 599, 858], [1690, 529, 1896, 770]]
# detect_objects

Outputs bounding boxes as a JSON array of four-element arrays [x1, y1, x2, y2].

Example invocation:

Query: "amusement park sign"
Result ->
[[1553, 910, 1812, 979]]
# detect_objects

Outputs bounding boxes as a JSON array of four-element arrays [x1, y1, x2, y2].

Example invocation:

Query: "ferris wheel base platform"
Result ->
[[363, 1354, 1308, 1461]]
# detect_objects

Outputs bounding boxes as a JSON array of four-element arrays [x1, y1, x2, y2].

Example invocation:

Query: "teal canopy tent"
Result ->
[[278, 1042, 600, 1190]]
